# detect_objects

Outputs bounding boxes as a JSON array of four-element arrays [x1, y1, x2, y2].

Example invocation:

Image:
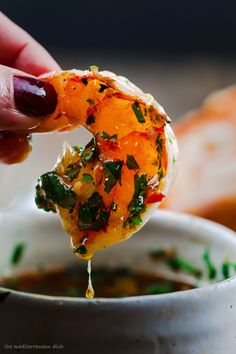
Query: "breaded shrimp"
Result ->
[[29, 67, 177, 259]]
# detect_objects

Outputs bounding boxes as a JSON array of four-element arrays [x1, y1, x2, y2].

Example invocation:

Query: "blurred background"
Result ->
[[1, 0, 236, 230], [2, 0, 236, 118]]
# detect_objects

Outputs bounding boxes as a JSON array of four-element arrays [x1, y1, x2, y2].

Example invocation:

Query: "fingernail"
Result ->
[[13, 75, 57, 116]]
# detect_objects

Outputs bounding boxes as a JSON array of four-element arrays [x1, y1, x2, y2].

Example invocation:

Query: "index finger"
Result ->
[[0, 12, 61, 76]]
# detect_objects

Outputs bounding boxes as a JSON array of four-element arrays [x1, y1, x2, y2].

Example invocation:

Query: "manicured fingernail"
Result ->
[[13, 75, 57, 116]]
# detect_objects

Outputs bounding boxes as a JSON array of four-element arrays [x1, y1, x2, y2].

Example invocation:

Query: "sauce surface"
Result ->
[[0, 266, 194, 298]]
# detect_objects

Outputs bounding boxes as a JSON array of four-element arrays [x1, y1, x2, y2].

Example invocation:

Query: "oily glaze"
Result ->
[[33, 68, 177, 260]]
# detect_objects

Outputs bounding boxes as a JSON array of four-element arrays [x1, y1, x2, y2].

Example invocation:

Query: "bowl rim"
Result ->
[[0, 210, 235, 305]]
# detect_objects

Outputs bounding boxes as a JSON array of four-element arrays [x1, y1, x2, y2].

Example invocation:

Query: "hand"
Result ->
[[0, 12, 60, 164], [0, 12, 59, 130]]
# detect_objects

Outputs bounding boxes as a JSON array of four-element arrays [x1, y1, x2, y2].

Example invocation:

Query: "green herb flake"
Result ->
[[156, 133, 163, 154], [99, 84, 108, 93], [86, 98, 94, 105], [0, 291, 10, 302], [131, 101, 146, 123], [81, 173, 93, 183], [124, 174, 148, 228], [72, 145, 84, 153], [81, 137, 98, 165], [65, 164, 81, 179], [168, 257, 202, 278], [146, 283, 174, 295], [11, 242, 25, 266], [203, 249, 217, 280], [35, 185, 56, 213], [101, 131, 118, 140], [73, 245, 87, 255], [222, 259, 230, 279], [86, 114, 95, 125], [126, 154, 140, 170], [36, 172, 76, 210], [103, 160, 123, 193], [78, 192, 110, 231]]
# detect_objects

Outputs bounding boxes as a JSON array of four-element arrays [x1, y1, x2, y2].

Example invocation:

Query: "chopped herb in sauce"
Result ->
[[203, 249, 217, 280], [131, 101, 146, 123], [78, 192, 109, 231], [126, 154, 140, 170], [73, 245, 87, 255], [81, 77, 88, 85], [124, 174, 148, 227], [86, 98, 94, 105], [35, 185, 56, 213], [146, 283, 174, 295], [81, 173, 93, 183], [101, 131, 118, 140], [11, 242, 25, 266], [86, 114, 95, 125], [72, 145, 84, 153], [168, 257, 202, 278], [103, 160, 123, 193], [99, 84, 109, 93], [36, 172, 76, 210], [148, 248, 201, 278], [65, 164, 81, 179], [81, 137, 98, 165], [222, 259, 230, 279], [156, 132, 163, 154]]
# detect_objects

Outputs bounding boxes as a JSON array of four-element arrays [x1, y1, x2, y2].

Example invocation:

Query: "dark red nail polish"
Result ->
[[13, 76, 57, 117]]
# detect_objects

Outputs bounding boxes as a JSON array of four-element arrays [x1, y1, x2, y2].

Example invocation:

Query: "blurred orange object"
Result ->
[[163, 85, 236, 231]]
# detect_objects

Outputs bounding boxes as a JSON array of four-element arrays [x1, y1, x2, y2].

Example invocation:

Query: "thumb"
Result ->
[[0, 64, 57, 131]]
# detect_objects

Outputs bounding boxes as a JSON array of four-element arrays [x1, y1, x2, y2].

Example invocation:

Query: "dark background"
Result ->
[[2, 0, 236, 118], [2, 0, 236, 55]]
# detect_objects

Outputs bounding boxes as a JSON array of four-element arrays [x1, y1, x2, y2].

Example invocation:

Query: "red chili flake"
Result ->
[[146, 192, 165, 204]]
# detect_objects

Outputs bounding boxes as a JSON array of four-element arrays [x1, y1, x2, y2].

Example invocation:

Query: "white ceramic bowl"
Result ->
[[0, 208, 236, 354]]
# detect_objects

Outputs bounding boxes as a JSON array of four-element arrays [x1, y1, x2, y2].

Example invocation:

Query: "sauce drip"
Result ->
[[85, 259, 94, 299]]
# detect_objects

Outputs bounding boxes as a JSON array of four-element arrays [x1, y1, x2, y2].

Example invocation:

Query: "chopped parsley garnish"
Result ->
[[81, 137, 98, 165], [158, 169, 164, 180], [11, 242, 25, 266], [222, 259, 230, 279], [101, 131, 118, 140], [168, 257, 202, 278], [103, 160, 123, 193], [35, 185, 56, 212], [81, 77, 88, 85], [146, 283, 174, 295], [131, 101, 145, 123], [111, 202, 117, 211], [72, 145, 84, 153], [124, 174, 148, 227], [126, 154, 140, 170], [86, 114, 95, 125], [73, 245, 87, 255], [99, 84, 109, 93], [65, 164, 81, 179], [203, 249, 217, 280], [78, 192, 110, 231], [81, 173, 93, 183], [156, 132, 163, 154], [87, 98, 94, 105], [36, 172, 76, 210]]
